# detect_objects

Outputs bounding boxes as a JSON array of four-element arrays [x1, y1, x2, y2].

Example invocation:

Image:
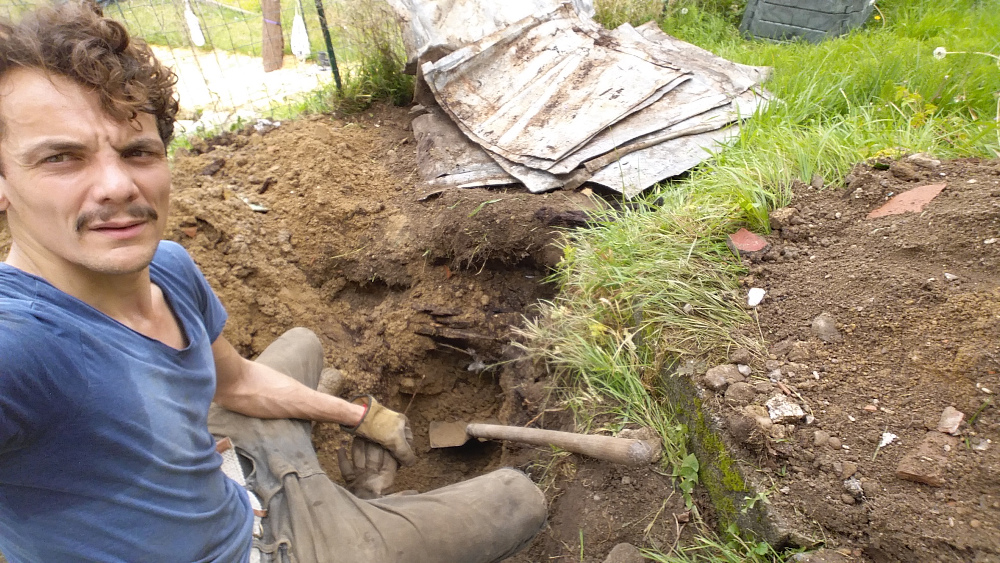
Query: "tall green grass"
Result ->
[[525, 0, 1000, 559]]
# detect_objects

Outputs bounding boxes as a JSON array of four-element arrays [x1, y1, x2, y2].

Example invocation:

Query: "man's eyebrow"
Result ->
[[22, 140, 89, 160], [119, 137, 166, 154]]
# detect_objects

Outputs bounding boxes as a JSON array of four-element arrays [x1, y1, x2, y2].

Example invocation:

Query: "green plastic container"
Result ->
[[739, 0, 876, 42]]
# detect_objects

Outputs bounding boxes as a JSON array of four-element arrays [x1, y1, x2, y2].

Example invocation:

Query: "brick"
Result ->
[[727, 228, 770, 257], [895, 431, 957, 487], [867, 183, 946, 219]]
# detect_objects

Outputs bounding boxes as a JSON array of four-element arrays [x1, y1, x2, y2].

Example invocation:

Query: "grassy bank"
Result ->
[[520, 0, 1000, 560]]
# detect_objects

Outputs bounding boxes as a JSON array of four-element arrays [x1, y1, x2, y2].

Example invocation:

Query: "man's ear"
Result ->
[[0, 177, 8, 213], [0, 166, 9, 212]]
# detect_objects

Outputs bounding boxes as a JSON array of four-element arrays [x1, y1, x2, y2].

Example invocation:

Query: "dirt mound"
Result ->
[[726, 158, 1000, 561]]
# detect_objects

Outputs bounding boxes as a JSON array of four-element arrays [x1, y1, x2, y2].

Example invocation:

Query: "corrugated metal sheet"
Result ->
[[394, 0, 772, 196], [385, 0, 594, 63], [422, 8, 691, 165]]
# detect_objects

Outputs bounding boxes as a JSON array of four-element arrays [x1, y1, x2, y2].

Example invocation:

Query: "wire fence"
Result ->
[[0, 0, 398, 134]]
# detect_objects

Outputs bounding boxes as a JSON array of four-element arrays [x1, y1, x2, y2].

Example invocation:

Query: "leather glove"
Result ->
[[337, 437, 398, 499], [345, 396, 417, 466]]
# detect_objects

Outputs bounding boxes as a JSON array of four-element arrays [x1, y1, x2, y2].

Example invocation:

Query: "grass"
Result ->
[[521, 0, 1000, 560], [109, 0, 338, 58], [111, 0, 412, 109]]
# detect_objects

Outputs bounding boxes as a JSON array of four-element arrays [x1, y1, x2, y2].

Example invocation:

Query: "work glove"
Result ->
[[337, 437, 398, 499], [344, 396, 417, 466]]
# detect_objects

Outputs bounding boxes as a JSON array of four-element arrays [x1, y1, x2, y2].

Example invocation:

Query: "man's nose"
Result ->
[[92, 153, 140, 203]]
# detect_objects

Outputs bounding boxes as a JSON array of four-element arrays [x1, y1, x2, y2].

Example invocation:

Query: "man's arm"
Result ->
[[211, 334, 417, 466], [211, 335, 365, 425]]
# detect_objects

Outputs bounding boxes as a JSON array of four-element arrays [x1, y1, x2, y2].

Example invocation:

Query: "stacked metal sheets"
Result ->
[[388, 0, 771, 197]]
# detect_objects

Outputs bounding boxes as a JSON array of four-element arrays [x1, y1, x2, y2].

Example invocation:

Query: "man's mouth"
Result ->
[[88, 220, 148, 240], [77, 204, 159, 236]]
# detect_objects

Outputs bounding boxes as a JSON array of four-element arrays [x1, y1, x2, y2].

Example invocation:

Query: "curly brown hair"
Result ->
[[0, 1, 179, 148]]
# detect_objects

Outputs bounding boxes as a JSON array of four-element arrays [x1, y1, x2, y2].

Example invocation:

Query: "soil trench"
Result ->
[[165, 105, 687, 561]]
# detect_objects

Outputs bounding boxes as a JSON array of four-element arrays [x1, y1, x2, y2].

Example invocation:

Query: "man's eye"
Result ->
[[43, 154, 70, 164], [126, 149, 160, 158]]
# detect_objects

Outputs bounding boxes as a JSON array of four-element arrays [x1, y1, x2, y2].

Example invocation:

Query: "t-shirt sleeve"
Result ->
[[155, 241, 229, 342], [0, 316, 83, 455]]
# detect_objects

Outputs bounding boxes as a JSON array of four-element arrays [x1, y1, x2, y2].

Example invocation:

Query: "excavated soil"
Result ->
[[720, 158, 1000, 562], [163, 105, 692, 561], [152, 104, 685, 561]]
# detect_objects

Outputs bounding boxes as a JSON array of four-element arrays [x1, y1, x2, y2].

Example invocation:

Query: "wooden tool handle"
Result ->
[[465, 423, 662, 466]]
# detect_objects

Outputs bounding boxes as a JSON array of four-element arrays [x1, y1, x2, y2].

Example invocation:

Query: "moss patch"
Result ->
[[657, 368, 794, 546]]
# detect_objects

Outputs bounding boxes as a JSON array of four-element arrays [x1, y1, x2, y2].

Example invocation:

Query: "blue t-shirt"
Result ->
[[0, 241, 252, 562]]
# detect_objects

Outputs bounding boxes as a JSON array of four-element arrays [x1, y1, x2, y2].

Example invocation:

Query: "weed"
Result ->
[[330, 0, 414, 108], [673, 453, 700, 508]]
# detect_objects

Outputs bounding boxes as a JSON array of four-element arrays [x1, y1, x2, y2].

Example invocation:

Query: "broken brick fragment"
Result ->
[[895, 431, 957, 487], [727, 227, 770, 258], [867, 183, 946, 219]]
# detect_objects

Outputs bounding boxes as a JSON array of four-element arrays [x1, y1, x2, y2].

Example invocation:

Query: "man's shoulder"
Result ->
[[153, 240, 196, 270], [0, 306, 78, 373]]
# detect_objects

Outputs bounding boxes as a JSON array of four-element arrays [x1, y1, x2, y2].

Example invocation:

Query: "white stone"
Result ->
[[766, 395, 805, 424], [879, 432, 898, 448], [747, 288, 766, 307]]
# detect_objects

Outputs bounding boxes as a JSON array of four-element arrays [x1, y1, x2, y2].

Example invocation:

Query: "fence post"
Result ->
[[313, 0, 342, 92], [262, 0, 283, 71]]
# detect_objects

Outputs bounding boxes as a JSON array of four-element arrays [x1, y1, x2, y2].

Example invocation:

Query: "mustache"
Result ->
[[76, 204, 159, 232]]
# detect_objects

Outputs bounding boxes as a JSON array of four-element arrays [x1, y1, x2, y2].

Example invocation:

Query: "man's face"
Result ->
[[0, 68, 170, 279]]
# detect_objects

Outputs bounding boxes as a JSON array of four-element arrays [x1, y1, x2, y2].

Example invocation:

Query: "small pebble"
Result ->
[[621, 476, 632, 486], [841, 494, 856, 505], [813, 430, 831, 447], [828, 437, 842, 449]]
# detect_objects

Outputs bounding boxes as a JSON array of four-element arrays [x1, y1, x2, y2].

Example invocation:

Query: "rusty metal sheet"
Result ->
[[633, 21, 771, 87], [587, 88, 765, 197], [588, 125, 738, 197], [487, 21, 770, 175], [412, 110, 516, 189], [422, 8, 692, 165], [384, 0, 594, 63]]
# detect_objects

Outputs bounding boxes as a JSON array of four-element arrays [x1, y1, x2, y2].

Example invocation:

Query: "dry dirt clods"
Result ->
[[708, 157, 1000, 561]]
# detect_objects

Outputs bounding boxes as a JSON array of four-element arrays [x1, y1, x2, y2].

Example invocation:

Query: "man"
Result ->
[[0, 3, 545, 562]]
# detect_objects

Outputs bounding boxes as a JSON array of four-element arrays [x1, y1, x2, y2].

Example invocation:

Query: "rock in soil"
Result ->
[[769, 206, 798, 230], [703, 363, 744, 392], [936, 406, 964, 435], [810, 312, 843, 343], [602, 542, 644, 563], [789, 549, 854, 563], [766, 394, 805, 424]]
